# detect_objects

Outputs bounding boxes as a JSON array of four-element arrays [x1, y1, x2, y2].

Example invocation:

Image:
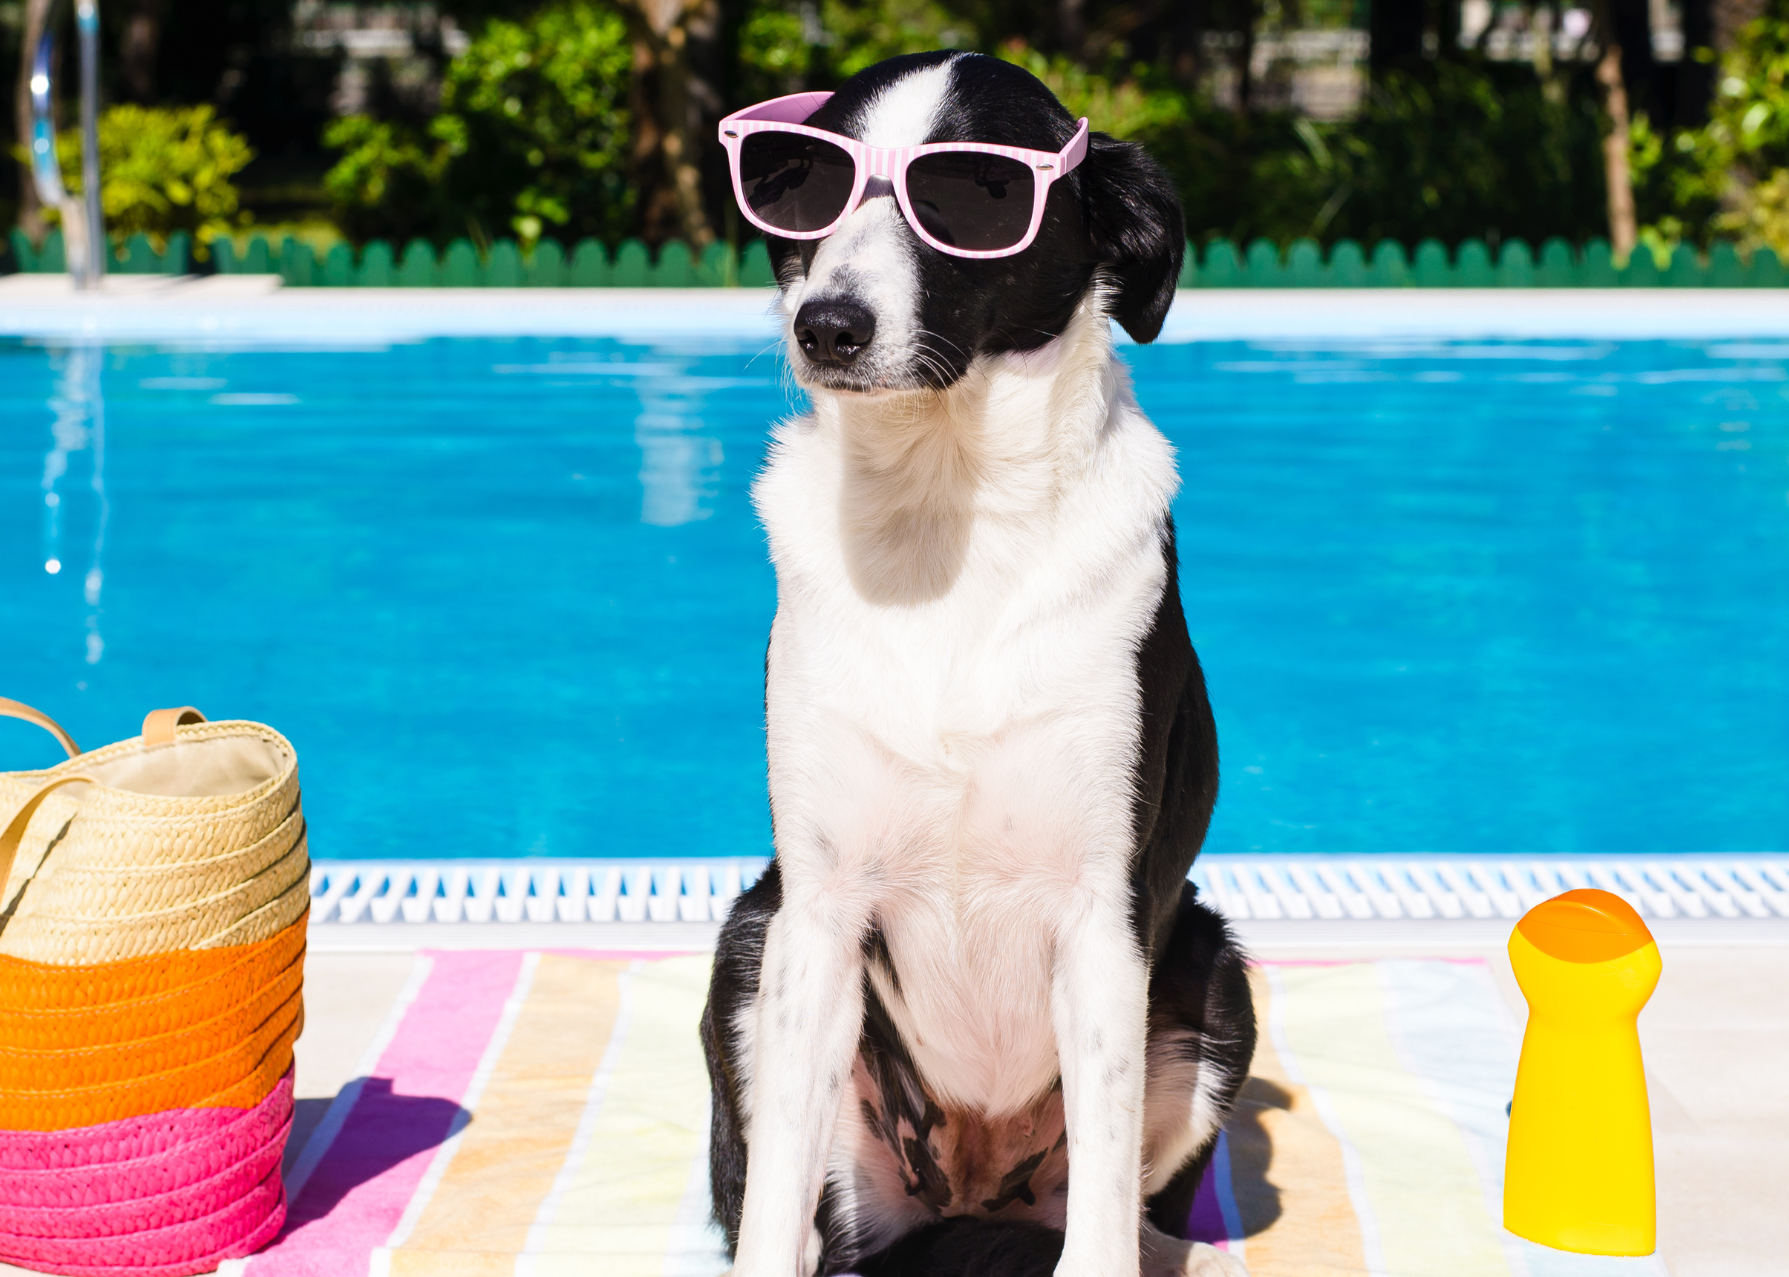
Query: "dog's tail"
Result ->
[[853, 1217, 1063, 1277]]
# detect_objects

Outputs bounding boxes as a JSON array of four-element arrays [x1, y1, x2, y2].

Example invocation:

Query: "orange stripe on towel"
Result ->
[[388, 955, 628, 1276], [1227, 967, 1371, 1277]]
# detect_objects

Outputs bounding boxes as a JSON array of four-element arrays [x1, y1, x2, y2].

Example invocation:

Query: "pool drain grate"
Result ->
[[305, 856, 1789, 927]]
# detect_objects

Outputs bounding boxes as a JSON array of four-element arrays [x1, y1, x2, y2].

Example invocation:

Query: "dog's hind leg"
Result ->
[[1139, 882, 1257, 1271], [701, 860, 845, 1277], [727, 860, 875, 1277], [701, 861, 783, 1256]]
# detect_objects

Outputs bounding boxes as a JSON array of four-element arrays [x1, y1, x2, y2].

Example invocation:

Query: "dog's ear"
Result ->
[[1078, 134, 1185, 344]]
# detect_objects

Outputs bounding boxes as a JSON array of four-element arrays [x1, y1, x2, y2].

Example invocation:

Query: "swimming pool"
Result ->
[[2, 332, 1785, 860]]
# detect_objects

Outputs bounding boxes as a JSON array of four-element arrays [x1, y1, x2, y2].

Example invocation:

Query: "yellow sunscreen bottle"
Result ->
[[1504, 888, 1660, 1255]]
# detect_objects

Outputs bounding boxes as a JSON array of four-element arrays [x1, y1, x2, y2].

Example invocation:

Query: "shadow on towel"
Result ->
[[1226, 1075, 1289, 1237], [280, 1078, 469, 1230]]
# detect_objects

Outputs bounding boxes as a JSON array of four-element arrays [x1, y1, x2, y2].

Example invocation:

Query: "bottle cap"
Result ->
[[1515, 889, 1654, 963]]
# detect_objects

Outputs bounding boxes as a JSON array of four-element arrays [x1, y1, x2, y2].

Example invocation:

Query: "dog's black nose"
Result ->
[[794, 300, 876, 366]]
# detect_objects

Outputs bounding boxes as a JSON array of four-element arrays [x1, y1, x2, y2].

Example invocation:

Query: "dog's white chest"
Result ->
[[759, 456, 1172, 1113]]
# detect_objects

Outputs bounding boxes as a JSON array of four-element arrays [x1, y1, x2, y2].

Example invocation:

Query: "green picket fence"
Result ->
[[8, 226, 1787, 288], [7, 228, 193, 276], [6, 228, 778, 287], [1178, 235, 1786, 287]]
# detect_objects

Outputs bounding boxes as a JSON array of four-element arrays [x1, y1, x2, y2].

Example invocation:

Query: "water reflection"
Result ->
[[40, 344, 108, 665], [635, 379, 722, 527]]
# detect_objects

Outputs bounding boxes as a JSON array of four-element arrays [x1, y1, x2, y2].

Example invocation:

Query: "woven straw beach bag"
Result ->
[[0, 698, 309, 1277]]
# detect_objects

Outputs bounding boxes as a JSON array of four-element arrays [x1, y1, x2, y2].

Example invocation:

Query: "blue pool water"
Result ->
[[2, 334, 1785, 859]]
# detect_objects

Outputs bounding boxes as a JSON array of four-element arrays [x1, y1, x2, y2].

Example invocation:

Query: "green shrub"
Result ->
[[995, 42, 1313, 245], [54, 105, 253, 257], [995, 42, 1190, 139], [738, 0, 976, 99], [325, 0, 633, 248], [996, 44, 1606, 247], [1309, 61, 1608, 248], [321, 117, 449, 246], [1633, 5, 1789, 256]]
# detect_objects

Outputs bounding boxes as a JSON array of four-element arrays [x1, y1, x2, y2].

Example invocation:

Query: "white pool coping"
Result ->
[[4, 274, 1789, 342]]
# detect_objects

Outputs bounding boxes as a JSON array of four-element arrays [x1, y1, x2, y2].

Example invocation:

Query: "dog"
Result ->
[[701, 50, 1257, 1277]]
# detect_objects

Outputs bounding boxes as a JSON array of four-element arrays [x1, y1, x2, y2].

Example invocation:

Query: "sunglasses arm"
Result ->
[[1059, 118, 1090, 176]]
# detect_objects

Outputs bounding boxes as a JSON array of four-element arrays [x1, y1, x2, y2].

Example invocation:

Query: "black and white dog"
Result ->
[[702, 51, 1257, 1277]]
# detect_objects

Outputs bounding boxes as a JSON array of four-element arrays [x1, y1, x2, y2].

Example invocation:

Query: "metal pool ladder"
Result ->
[[28, 0, 105, 288]]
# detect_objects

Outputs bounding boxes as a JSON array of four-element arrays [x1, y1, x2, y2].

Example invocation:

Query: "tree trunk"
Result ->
[[1711, 0, 1767, 48], [1057, 0, 1086, 57], [1597, 41, 1638, 260], [1609, 0, 1657, 123], [624, 0, 722, 248], [14, 0, 55, 241], [120, 0, 169, 103], [1368, 0, 1427, 73], [1237, 0, 1259, 115], [1678, 0, 1715, 126], [1532, 3, 1555, 81]]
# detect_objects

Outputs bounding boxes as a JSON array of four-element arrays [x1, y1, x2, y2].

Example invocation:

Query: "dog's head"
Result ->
[[765, 52, 1185, 395]]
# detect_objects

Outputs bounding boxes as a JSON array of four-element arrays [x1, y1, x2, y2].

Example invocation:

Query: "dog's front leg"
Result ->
[[1052, 899, 1150, 1277], [732, 881, 868, 1277]]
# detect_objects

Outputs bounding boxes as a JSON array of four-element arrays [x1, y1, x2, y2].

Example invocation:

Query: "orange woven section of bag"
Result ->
[[0, 919, 305, 1131], [0, 937, 304, 1083], [0, 910, 305, 1018]]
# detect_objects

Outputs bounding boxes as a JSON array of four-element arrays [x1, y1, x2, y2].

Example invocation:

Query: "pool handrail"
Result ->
[[28, 0, 104, 289]]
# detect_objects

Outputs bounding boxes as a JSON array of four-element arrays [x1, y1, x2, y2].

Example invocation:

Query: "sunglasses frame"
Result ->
[[719, 91, 1090, 261]]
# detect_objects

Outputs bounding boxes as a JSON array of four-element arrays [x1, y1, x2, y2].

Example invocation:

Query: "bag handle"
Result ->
[[0, 698, 81, 759], [0, 773, 94, 910], [143, 706, 206, 747]]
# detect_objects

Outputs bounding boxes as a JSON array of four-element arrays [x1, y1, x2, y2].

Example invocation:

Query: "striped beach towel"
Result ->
[[202, 953, 1663, 1277]]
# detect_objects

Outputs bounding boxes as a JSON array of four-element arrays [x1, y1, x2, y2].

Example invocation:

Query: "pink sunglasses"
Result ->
[[718, 92, 1090, 260]]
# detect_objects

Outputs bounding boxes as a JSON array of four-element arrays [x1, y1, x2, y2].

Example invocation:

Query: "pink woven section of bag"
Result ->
[[0, 1069, 292, 1276], [0, 1069, 293, 1184], [0, 1171, 285, 1276]]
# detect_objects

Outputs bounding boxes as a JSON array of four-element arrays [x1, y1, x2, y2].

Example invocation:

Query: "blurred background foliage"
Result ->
[[5, 0, 1788, 262], [48, 104, 254, 258], [1632, 7, 1789, 257], [323, 0, 633, 247]]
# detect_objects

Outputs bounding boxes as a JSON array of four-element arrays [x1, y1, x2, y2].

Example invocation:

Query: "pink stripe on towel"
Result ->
[[244, 951, 527, 1276]]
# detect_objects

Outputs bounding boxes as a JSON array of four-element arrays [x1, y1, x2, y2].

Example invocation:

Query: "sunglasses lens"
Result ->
[[739, 132, 856, 233], [905, 152, 1037, 252]]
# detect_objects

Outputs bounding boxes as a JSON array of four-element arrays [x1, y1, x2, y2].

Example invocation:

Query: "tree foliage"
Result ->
[[1633, 3, 1789, 256], [294, 0, 1734, 249], [997, 42, 1608, 247], [54, 105, 254, 256], [737, 0, 979, 99], [325, 0, 632, 248], [1309, 61, 1609, 247]]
